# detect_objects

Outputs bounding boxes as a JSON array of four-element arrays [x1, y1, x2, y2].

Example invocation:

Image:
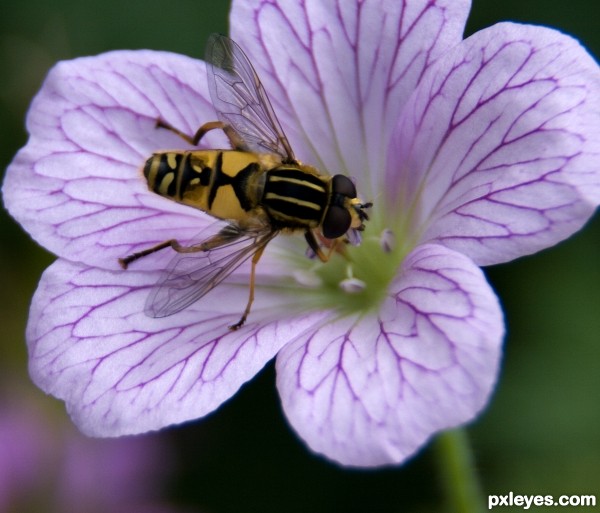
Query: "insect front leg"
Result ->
[[304, 230, 343, 263]]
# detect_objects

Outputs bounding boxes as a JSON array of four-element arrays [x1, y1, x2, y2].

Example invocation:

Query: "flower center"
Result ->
[[287, 215, 412, 318]]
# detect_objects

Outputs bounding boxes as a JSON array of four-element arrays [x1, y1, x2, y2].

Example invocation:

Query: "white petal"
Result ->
[[230, 0, 471, 196], [276, 244, 503, 466], [387, 23, 600, 265], [27, 258, 318, 436], [3, 50, 228, 271]]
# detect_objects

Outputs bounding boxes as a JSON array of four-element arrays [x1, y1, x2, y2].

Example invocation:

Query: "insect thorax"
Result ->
[[261, 166, 328, 230]]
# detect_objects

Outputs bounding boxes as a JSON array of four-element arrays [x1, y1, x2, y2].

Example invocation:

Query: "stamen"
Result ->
[[380, 228, 395, 253], [339, 277, 366, 294], [339, 265, 366, 293]]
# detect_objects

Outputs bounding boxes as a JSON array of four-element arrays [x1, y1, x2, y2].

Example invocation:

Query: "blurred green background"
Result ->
[[0, 1, 598, 512]]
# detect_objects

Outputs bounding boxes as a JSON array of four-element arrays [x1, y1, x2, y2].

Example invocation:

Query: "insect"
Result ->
[[119, 34, 371, 330]]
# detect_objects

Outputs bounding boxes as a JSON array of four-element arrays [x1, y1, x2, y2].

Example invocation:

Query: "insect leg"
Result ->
[[154, 119, 197, 145], [119, 239, 204, 269], [119, 225, 245, 269], [228, 243, 267, 331], [304, 230, 348, 263], [155, 118, 249, 151], [305, 230, 326, 262], [190, 121, 250, 150]]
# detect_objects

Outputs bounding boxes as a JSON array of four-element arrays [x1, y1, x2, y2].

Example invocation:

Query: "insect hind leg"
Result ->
[[119, 225, 246, 269], [154, 119, 196, 145], [118, 239, 204, 269], [155, 118, 250, 150]]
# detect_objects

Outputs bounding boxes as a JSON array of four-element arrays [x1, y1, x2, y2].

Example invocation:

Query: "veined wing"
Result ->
[[145, 225, 278, 318], [206, 33, 295, 161]]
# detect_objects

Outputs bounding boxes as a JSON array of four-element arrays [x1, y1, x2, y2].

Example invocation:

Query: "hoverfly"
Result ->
[[119, 34, 371, 330]]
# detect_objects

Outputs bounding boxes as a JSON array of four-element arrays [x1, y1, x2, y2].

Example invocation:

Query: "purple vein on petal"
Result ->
[[386, 23, 598, 265], [276, 243, 502, 466], [27, 258, 313, 436]]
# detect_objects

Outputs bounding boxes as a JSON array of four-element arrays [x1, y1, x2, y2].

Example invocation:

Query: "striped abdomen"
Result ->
[[143, 150, 266, 221]]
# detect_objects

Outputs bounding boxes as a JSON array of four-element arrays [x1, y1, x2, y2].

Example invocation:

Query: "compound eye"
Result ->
[[322, 205, 351, 239], [332, 175, 357, 198]]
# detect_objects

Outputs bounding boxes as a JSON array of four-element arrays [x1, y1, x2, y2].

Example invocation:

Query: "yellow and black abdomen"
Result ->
[[261, 167, 328, 229], [143, 150, 266, 221]]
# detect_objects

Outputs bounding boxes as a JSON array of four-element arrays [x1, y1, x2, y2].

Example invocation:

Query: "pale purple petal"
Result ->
[[230, 0, 471, 196], [276, 243, 503, 466], [3, 50, 229, 271], [27, 258, 323, 436], [387, 23, 600, 266]]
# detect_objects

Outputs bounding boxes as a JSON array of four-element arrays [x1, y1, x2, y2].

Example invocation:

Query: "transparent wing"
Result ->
[[145, 224, 278, 318], [206, 33, 295, 161]]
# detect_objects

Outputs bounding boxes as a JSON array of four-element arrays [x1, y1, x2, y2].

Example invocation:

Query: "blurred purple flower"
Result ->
[[0, 396, 50, 510], [3, 0, 599, 466], [0, 391, 178, 513]]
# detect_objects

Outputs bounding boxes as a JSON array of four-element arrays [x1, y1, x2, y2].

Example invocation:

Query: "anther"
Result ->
[[380, 228, 395, 253]]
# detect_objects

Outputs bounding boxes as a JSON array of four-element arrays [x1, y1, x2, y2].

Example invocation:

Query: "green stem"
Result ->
[[434, 428, 486, 513]]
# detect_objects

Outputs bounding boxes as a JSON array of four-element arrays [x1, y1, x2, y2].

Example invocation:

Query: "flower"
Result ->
[[3, 0, 599, 467], [0, 386, 178, 513]]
